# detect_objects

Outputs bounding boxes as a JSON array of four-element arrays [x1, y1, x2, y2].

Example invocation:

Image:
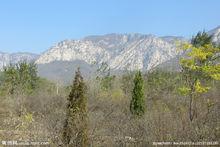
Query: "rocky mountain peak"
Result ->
[[36, 34, 179, 71]]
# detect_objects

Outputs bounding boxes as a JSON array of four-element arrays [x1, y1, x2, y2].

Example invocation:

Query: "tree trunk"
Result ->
[[189, 92, 194, 121]]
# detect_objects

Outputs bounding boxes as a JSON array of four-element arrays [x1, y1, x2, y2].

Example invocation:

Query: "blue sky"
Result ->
[[0, 0, 220, 54]]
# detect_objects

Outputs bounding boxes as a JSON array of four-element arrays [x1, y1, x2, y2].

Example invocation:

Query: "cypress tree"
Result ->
[[63, 68, 88, 146], [130, 71, 145, 117]]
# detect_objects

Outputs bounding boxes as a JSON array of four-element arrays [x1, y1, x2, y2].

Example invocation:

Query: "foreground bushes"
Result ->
[[0, 66, 219, 145]]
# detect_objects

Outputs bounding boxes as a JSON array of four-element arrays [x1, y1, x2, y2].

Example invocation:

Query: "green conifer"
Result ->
[[63, 68, 88, 146], [130, 71, 145, 117], [191, 31, 212, 47]]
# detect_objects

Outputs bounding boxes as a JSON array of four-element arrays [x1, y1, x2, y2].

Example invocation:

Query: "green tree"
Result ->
[[2, 61, 39, 95], [191, 31, 212, 47], [63, 68, 88, 146], [2, 64, 19, 95], [20, 62, 39, 90], [130, 71, 145, 117], [179, 32, 220, 121]]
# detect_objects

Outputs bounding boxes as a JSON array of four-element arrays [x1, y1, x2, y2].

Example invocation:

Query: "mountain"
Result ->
[[208, 26, 220, 45], [1, 26, 220, 83], [36, 26, 220, 82], [36, 34, 180, 71], [0, 52, 39, 70], [36, 40, 110, 66]]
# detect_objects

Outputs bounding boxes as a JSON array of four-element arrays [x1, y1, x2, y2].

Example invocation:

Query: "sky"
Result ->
[[0, 0, 220, 54]]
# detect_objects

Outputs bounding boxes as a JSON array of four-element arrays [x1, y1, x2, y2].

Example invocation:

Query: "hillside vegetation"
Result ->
[[0, 32, 219, 146]]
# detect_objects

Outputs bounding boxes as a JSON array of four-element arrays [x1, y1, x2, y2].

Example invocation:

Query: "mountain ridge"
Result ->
[[36, 34, 180, 71], [1, 26, 220, 82]]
